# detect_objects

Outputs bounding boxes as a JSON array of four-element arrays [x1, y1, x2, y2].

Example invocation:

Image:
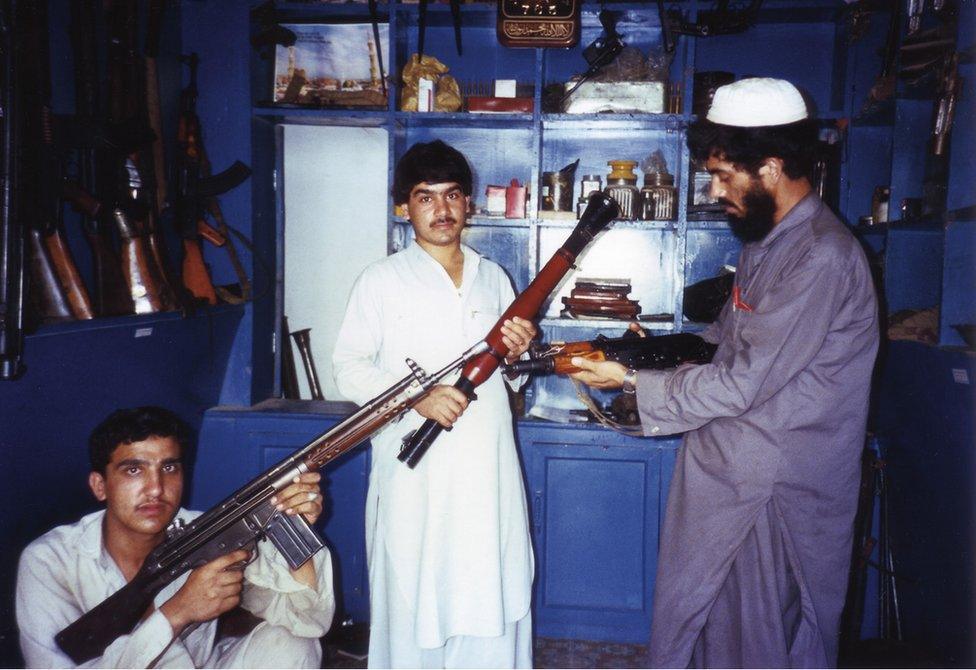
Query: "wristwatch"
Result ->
[[621, 368, 638, 395]]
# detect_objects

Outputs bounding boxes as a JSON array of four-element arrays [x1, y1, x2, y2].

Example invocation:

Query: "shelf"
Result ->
[[541, 317, 675, 330], [268, 2, 393, 20], [686, 219, 731, 230], [538, 217, 678, 231], [541, 113, 688, 131], [252, 105, 389, 126], [25, 303, 245, 341], [394, 111, 536, 128]]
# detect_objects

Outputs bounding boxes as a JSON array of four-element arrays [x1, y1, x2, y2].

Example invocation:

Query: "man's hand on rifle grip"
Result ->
[[159, 549, 250, 636], [502, 317, 537, 365], [413, 385, 470, 428]]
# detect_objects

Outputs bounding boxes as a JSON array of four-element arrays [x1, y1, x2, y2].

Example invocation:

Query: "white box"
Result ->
[[563, 81, 665, 114], [494, 79, 517, 98]]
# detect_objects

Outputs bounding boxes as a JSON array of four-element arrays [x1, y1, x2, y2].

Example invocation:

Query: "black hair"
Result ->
[[687, 119, 820, 180], [392, 140, 473, 205], [88, 406, 192, 474]]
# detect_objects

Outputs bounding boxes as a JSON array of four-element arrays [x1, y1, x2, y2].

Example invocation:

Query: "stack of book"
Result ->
[[561, 278, 640, 320]]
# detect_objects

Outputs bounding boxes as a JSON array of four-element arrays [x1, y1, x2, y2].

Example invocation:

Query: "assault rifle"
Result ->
[[68, 0, 134, 317], [175, 53, 251, 306], [105, 0, 178, 314], [55, 339, 491, 664], [20, 0, 94, 324], [502, 332, 717, 378]]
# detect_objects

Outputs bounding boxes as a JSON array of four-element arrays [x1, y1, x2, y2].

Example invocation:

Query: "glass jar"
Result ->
[[604, 160, 639, 219], [639, 171, 677, 221], [577, 174, 603, 217]]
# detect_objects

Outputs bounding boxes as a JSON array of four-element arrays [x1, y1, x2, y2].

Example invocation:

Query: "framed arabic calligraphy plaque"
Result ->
[[497, 0, 581, 48]]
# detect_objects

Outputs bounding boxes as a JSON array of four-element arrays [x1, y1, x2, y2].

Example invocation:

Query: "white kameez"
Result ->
[[16, 509, 335, 668], [332, 243, 534, 668]]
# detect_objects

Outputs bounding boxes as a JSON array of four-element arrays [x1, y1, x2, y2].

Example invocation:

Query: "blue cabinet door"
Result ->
[[519, 422, 680, 643], [190, 404, 371, 623]]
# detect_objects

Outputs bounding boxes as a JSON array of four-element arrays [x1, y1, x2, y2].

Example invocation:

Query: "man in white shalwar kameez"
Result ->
[[332, 140, 536, 669], [16, 406, 335, 668]]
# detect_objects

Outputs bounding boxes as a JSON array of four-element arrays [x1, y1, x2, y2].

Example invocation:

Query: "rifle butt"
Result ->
[[113, 209, 173, 314], [43, 230, 94, 319], [182, 237, 217, 305], [84, 226, 135, 317], [55, 569, 163, 664], [27, 228, 74, 323]]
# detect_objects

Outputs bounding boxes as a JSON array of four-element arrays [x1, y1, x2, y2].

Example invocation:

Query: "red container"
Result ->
[[505, 179, 526, 218]]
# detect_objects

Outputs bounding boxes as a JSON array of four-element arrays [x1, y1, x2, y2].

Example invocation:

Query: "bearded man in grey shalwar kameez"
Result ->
[[571, 78, 879, 668]]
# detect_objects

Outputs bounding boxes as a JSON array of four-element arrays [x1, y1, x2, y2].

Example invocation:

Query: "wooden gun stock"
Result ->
[[55, 569, 163, 665], [62, 180, 135, 317], [43, 229, 94, 320], [27, 229, 74, 323], [113, 209, 174, 314], [182, 237, 217, 305]]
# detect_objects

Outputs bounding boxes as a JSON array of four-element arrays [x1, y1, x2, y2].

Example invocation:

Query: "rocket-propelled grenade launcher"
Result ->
[[397, 191, 620, 468]]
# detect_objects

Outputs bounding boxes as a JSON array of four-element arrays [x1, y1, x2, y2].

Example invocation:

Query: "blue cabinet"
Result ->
[[190, 405, 681, 643], [520, 421, 680, 643]]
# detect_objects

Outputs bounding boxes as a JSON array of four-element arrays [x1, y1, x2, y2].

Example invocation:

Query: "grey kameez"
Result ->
[[636, 194, 879, 668]]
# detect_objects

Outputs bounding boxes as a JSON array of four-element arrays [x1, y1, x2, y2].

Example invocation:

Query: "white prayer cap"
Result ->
[[706, 77, 809, 127]]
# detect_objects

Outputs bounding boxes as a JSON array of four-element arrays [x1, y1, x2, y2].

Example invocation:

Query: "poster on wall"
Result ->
[[273, 22, 388, 108]]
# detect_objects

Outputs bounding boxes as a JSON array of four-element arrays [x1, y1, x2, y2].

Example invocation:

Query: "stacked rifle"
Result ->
[[0, 0, 252, 379]]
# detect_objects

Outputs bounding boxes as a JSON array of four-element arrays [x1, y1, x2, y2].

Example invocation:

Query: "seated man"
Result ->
[[16, 406, 336, 668]]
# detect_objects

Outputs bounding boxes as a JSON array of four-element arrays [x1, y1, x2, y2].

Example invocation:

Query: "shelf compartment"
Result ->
[[535, 224, 679, 321], [252, 105, 390, 126]]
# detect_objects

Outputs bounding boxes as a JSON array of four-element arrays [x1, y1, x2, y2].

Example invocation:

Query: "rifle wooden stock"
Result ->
[[56, 342, 489, 664], [398, 192, 619, 468], [27, 229, 73, 323], [182, 238, 217, 305], [113, 209, 172, 314], [43, 229, 94, 320], [62, 180, 135, 317]]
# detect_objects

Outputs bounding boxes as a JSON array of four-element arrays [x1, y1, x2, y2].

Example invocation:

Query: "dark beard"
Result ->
[[726, 185, 776, 243]]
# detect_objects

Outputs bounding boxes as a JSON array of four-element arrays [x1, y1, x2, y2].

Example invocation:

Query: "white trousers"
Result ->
[[209, 621, 323, 669], [367, 573, 532, 669]]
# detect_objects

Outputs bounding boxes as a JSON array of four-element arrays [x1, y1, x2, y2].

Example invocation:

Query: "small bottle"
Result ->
[[577, 174, 603, 217], [639, 170, 677, 221], [604, 160, 639, 219]]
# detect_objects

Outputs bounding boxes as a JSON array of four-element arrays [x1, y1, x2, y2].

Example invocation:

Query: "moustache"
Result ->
[[432, 217, 458, 226]]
